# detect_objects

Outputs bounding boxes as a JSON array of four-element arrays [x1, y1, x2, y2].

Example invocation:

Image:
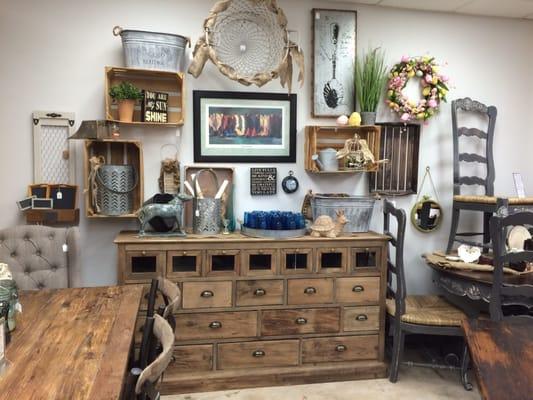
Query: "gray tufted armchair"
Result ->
[[0, 225, 82, 290]]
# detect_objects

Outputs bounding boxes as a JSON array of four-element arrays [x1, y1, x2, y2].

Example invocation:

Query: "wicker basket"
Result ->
[[311, 194, 375, 233]]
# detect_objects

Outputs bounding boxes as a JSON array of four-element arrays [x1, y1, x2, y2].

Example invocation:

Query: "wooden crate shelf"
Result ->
[[83, 139, 144, 218], [304, 125, 381, 174], [105, 66, 184, 126]]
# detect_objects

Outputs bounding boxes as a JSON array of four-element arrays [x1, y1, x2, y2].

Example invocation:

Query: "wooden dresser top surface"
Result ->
[[114, 230, 390, 244]]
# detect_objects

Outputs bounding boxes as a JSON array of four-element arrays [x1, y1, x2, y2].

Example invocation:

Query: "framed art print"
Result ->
[[193, 91, 297, 163], [312, 9, 357, 117]]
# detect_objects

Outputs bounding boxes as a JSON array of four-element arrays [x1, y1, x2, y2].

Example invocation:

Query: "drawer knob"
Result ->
[[222, 250, 227, 255], [304, 287, 317, 295], [254, 288, 266, 297], [252, 350, 266, 358], [201, 290, 214, 298], [182, 251, 187, 256], [209, 321, 222, 329], [352, 285, 365, 293], [330, 248, 336, 252], [141, 251, 147, 256], [258, 250, 264, 254], [335, 344, 347, 353], [295, 317, 307, 325], [356, 314, 368, 321]]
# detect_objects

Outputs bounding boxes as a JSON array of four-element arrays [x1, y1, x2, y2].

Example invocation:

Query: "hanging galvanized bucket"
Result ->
[[96, 165, 137, 216], [192, 169, 221, 235], [113, 26, 189, 72]]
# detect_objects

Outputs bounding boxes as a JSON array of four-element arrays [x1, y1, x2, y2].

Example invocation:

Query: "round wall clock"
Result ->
[[282, 171, 299, 194]]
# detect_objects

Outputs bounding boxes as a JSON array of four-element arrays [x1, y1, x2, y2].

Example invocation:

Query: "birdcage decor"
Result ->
[[336, 133, 387, 172], [188, 0, 304, 92]]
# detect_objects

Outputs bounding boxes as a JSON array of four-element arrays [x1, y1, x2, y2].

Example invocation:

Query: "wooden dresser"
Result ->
[[115, 231, 389, 394]]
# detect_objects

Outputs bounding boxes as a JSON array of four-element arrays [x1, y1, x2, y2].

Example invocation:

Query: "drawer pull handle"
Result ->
[[254, 288, 266, 297], [209, 321, 222, 329], [356, 314, 368, 321], [201, 290, 214, 298], [304, 287, 317, 295], [252, 350, 266, 358], [352, 285, 365, 293], [141, 251, 147, 256], [335, 344, 347, 353], [295, 317, 307, 325], [221, 250, 227, 255]]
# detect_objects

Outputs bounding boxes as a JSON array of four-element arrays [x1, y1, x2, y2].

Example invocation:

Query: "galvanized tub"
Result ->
[[311, 195, 376, 233], [113, 26, 189, 72], [96, 165, 137, 216]]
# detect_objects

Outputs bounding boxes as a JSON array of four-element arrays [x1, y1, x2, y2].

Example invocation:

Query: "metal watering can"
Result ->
[[312, 148, 338, 172]]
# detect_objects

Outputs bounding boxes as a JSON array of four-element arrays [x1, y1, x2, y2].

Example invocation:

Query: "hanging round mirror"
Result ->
[[411, 196, 443, 232], [411, 166, 443, 233]]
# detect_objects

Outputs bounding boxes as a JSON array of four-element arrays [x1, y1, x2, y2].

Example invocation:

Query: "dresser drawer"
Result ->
[[336, 277, 380, 304], [182, 281, 232, 309], [217, 340, 299, 369], [288, 278, 334, 305], [344, 306, 380, 332], [236, 280, 284, 306], [261, 308, 340, 336], [302, 335, 379, 363], [165, 345, 213, 376], [175, 311, 257, 341]]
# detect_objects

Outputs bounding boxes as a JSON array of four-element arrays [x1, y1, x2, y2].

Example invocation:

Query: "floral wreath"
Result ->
[[386, 55, 449, 123]]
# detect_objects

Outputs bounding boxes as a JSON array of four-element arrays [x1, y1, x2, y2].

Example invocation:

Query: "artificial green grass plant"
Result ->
[[355, 48, 387, 112]]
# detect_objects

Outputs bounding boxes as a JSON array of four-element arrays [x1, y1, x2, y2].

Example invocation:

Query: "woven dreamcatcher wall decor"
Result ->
[[188, 0, 304, 92]]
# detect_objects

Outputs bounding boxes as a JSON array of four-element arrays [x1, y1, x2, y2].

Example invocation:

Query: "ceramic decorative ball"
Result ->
[[336, 115, 349, 125], [348, 112, 362, 126]]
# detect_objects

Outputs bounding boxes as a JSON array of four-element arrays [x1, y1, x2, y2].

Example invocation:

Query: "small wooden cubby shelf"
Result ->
[[304, 125, 382, 174], [105, 66, 184, 127]]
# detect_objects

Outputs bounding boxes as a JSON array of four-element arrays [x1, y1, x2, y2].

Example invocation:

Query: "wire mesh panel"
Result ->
[[33, 112, 75, 184], [369, 123, 420, 196]]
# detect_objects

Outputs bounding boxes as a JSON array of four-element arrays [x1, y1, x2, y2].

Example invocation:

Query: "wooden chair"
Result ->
[[156, 277, 181, 331], [384, 200, 472, 390], [125, 314, 174, 400], [138, 279, 159, 370], [489, 211, 533, 320], [446, 98, 533, 254]]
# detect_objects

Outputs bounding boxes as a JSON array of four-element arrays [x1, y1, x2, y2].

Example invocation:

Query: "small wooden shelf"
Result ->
[[83, 139, 144, 218], [105, 66, 184, 126], [304, 125, 381, 174]]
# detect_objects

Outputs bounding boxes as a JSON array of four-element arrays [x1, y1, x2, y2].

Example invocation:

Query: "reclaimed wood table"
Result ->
[[463, 317, 533, 400], [0, 285, 142, 400]]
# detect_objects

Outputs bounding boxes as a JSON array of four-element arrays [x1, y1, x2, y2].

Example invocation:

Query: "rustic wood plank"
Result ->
[[1, 286, 142, 400], [463, 318, 533, 400]]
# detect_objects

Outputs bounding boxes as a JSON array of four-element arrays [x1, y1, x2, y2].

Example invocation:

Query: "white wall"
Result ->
[[1, 0, 532, 291]]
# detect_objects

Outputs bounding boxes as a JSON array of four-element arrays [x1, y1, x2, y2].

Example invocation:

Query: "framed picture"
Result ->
[[312, 9, 357, 117], [193, 91, 297, 163]]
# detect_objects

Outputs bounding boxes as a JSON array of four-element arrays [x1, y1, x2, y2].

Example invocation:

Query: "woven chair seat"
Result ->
[[386, 295, 466, 327], [453, 195, 533, 205]]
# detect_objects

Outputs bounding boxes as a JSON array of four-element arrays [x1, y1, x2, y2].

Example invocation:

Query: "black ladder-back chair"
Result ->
[[447, 98, 533, 254], [384, 200, 472, 390], [490, 212, 533, 320]]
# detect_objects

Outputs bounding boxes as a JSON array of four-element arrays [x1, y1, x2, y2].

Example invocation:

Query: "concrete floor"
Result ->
[[163, 365, 480, 400]]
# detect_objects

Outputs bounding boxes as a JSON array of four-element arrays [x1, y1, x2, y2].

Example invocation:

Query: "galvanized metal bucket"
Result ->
[[192, 169, 221, 235], [96, 165, 137, 216], [113, 26, 189, 72], [311, 195, 376, 233]]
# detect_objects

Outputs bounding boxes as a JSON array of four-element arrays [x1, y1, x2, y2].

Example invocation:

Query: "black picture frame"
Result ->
[[193, 90, 297, 163]]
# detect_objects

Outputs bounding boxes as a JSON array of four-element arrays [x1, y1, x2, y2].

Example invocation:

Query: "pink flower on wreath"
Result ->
[[425, 74, 433, 83], [440, 74, 449, 82], [428, 99, 438, 108], [401, 55, 410, 63], [401, 113, 411, 122]]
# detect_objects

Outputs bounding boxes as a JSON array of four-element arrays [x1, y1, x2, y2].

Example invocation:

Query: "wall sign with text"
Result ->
[[142, 90, 168, 123], [250, 168, 277, 196]]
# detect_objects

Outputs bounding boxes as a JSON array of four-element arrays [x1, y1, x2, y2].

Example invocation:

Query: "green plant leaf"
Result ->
[[109, 81, 143, 101], [355, 48, 388, 112]]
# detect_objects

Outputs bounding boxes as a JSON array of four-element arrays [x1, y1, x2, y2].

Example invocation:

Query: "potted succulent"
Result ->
[[109, 81, 143, 122], [355, 48, 387, 125]]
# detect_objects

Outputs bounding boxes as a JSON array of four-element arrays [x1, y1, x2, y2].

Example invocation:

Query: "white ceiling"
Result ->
[[333, 0, 533, 19]]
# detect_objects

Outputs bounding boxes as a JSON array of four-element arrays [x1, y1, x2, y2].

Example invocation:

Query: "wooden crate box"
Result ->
[[105, 66, 184, 126], [305, 125, 381, 173], [83, 140, 144, 218]]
